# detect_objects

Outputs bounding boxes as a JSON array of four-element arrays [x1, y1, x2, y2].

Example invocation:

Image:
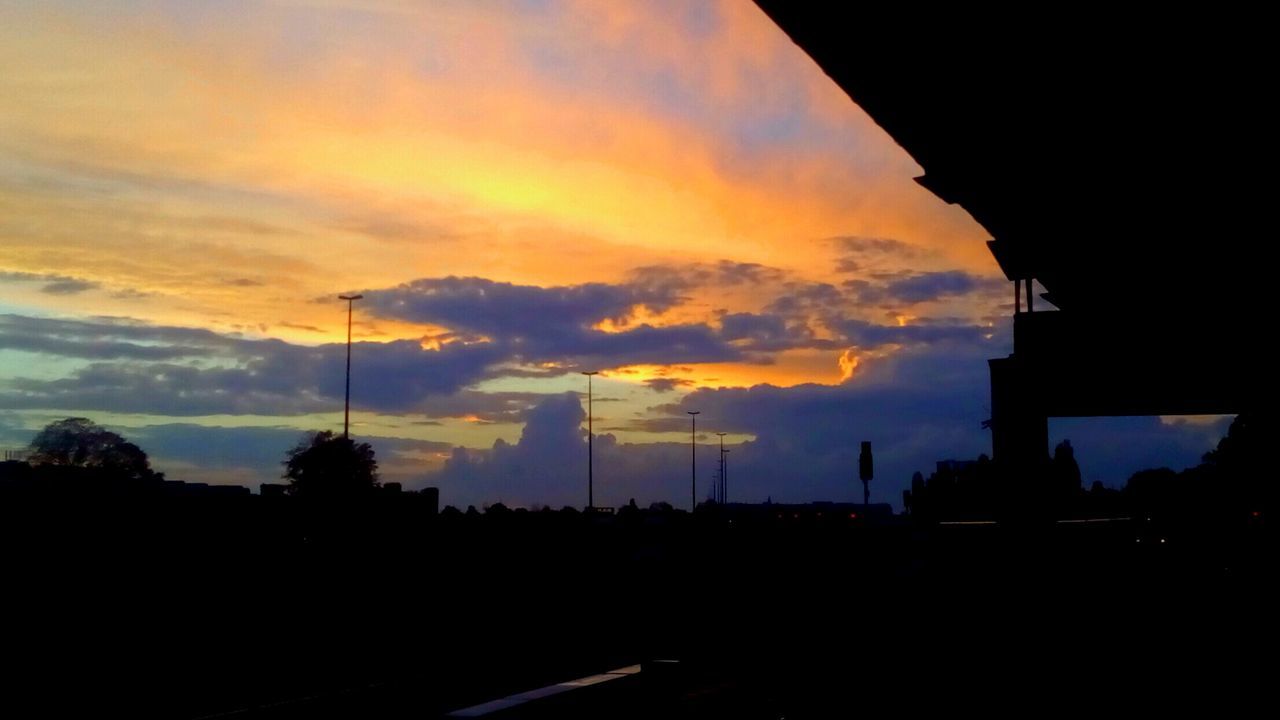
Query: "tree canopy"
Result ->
[[27, 417, 157, 480], [282, 431, 379, 498]]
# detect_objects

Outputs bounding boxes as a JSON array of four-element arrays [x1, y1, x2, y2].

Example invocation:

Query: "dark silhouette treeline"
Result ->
[[2, 414, 1275, 718], [905, 415, 1271, 529]]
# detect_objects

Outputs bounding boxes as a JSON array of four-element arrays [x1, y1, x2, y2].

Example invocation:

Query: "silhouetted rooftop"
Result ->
[[754, 4, 1266, 365]]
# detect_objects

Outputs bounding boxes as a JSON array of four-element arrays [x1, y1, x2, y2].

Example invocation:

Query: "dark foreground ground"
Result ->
[[3, 501, 1275, 718]]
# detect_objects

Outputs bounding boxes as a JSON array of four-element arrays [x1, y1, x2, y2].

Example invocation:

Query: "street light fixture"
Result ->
[[338, 294, 363, 439], [582, 371, 599, 510], [687, 411, 700, 511]]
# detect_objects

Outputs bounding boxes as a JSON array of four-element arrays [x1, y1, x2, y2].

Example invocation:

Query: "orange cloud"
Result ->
[[1, 1, 996, 389]]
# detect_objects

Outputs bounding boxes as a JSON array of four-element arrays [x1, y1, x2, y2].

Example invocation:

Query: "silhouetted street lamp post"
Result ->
[[582, 371, 599, 510], [687, 411, 700, 511], [339, 294, 363, 439], [723, 449, 730, 504], [716, 432, 727, 503]]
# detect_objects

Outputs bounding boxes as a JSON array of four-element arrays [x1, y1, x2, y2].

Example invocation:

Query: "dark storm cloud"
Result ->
[[764, 282, 844, 316], [833, 236, 920, 257], [279, 322, 325, 333], [360, 276, 744, 368], [717, 312, 832, 353], [0, 314, 223, 360], [711, 260, 786, 286], [2, 312, 684, 418], [1, 271, 100, 295], [434, 392, 720, 509], [10, 316, 1215, 512], [2, 313, 245, 349], [436, 392, 587, 506], [413, 390, 557, 424], [621, 338, 1005, 505], [362, 275, 686, 337], [428, 338, 1007, 510], [0, 314, 505, 416], [558, 322, 742, 366], [831, 318, 989, 350], [40, 278, 100, 295], [642, 377, 694, 393], [718, 312, 787, 340], [846, 270, 1005, 305], [830, 236, 923, 274], [600, 415, 692, 433], [627, 259, 787, 291]]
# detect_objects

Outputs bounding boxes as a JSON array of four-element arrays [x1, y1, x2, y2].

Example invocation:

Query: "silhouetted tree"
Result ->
[[1198, 413, 1266, 510], [1125, 466, 1184, 516], [1201, 414, 1255, 470], [27, 417, 157, 480], [282, 431, 378, 498], [1052, 439, 1082, 498]]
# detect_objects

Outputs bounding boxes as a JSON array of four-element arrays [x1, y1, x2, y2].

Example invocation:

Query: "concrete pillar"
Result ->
[[988, 356, 1049, 475]]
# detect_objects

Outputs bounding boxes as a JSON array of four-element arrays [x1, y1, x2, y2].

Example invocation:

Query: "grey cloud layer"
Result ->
[[2, 256, 1004, 419], [360, 276, 743, 368], [2, 311, 1224, 512], [2, 270, 101, 295], [0, 314, 502, 415], [845, 270, 1005, 306]]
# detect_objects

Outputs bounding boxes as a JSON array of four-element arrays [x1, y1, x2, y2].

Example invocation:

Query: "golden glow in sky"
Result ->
[[0, 1, 1004, 494]]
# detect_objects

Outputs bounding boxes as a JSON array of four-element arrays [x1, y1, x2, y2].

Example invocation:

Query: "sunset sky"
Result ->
[[0, 1, 1228, 507]]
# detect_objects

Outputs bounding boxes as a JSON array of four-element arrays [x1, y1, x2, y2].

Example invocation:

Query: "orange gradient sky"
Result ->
[[1, 1, 1022, 493]]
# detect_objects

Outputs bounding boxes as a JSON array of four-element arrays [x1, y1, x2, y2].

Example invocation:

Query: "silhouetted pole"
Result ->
[[339, 294, 364, 439], [723, 449, 731, 504], [687, 411, 700, 511], [859, 440, 873, 505], [716, 432, 727, 503], [582, 371, 598, 510]]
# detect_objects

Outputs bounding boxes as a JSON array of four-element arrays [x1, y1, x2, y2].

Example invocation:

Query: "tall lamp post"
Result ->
[[582, 371, 598, 510], [723, 449, 730, 504], [687, 411, 700, 511], [339, 294, 363, 439], [716, 432, 727, 503]]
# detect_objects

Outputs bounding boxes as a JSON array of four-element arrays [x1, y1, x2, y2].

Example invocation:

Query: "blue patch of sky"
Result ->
[[1048, 415, 1226, 489]]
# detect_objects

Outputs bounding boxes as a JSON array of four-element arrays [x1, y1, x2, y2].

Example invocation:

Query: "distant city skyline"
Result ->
[[0, 1, 1229, 508]]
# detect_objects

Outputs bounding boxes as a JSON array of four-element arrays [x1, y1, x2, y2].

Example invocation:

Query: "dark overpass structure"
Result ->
[[756, 4, 1267, 475]]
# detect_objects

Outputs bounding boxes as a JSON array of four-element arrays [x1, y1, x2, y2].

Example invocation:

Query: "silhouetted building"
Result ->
[[260, 483, 288, 497], [756, 2, 1262, 499], [421, 486, 440, 515]]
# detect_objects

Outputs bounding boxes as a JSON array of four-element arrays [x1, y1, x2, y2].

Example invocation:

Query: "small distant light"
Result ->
[[1251, 511, 1262, 517], [793, 513, 799, 519], [849, 513, 858, 519], [1135, 538, 1141, 543], [1159, 538, 1166, 544]]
